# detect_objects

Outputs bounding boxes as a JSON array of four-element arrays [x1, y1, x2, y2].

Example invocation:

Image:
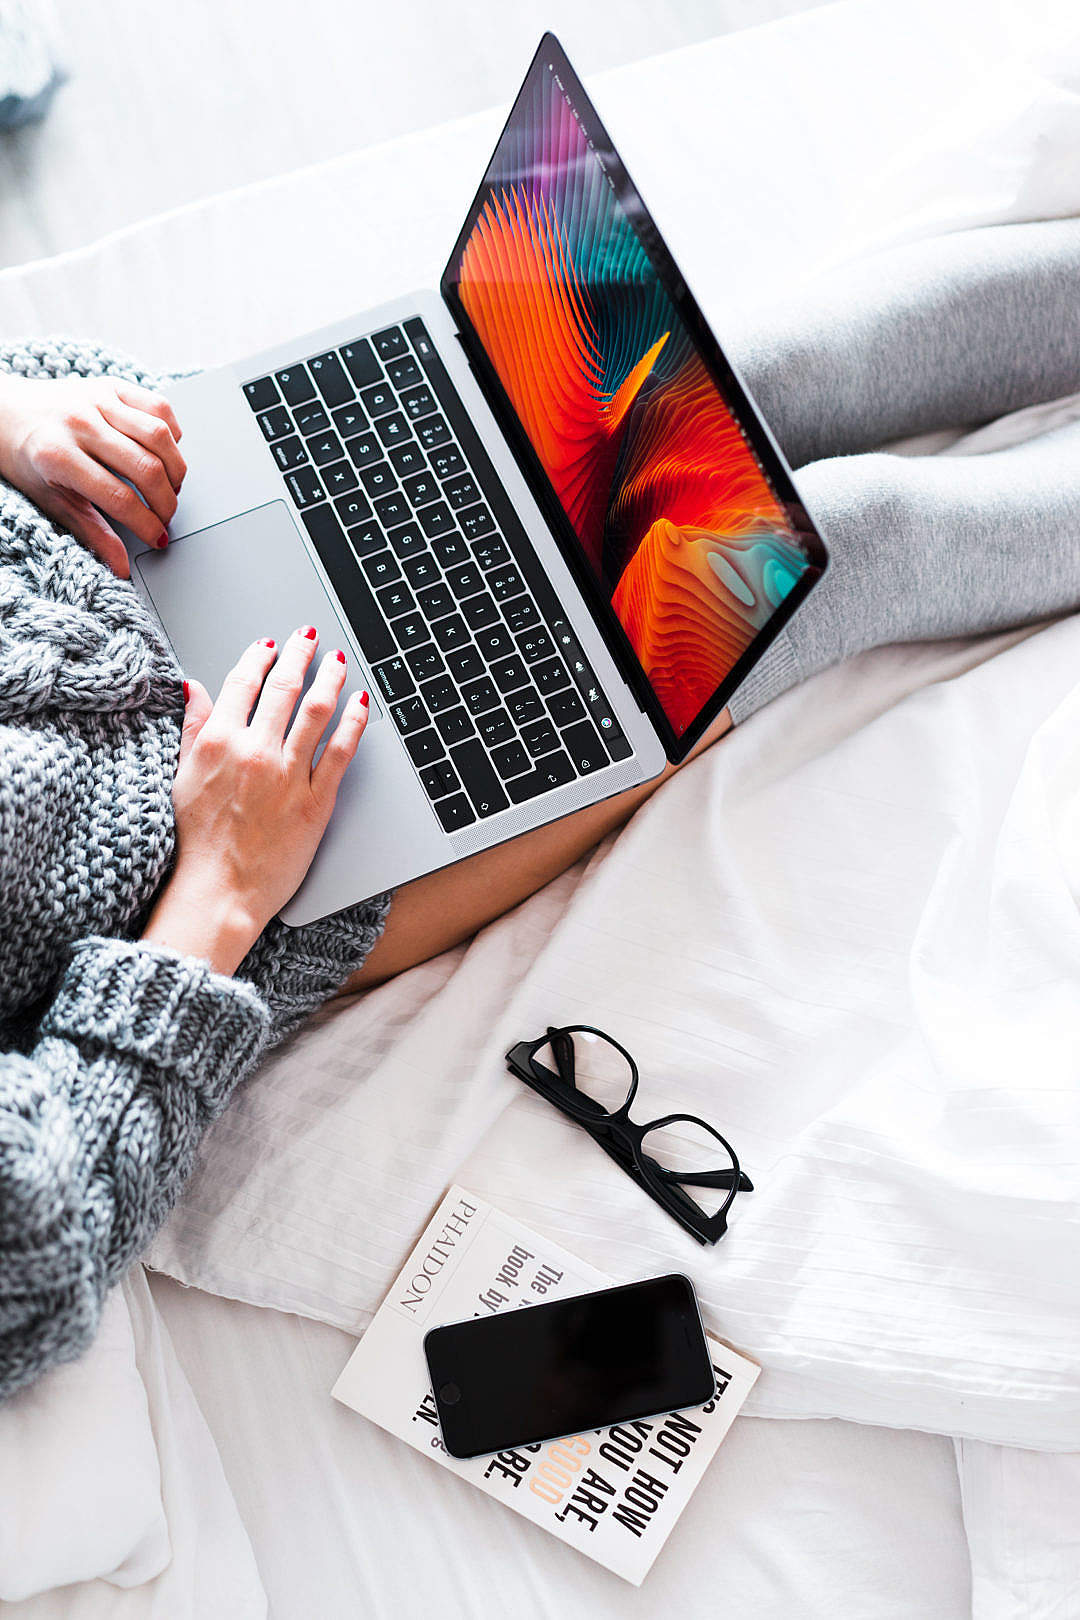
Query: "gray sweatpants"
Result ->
[[724, 218, 1080, 722]]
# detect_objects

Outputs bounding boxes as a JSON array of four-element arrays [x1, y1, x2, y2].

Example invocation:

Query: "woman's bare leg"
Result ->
[[345, 709, 732, 989]]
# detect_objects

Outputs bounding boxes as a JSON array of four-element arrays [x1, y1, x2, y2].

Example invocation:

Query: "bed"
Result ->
[[2, 1, 1079, 1614]]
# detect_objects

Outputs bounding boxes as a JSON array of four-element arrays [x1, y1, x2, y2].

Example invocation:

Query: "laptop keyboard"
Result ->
[[243, 317, 632, 833]]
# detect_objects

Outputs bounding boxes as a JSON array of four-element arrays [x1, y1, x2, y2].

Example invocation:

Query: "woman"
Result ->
[[1, 218, 1078, 1401]]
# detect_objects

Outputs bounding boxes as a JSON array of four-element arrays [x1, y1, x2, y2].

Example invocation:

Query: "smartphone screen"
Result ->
[[423, 1274, 715, 1458]]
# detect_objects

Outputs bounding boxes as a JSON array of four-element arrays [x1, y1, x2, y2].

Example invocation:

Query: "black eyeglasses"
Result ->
[[505, 1025, 753, 1245]]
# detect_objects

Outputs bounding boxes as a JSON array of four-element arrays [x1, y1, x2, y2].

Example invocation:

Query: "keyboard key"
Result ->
[[430, 445, 465, 480], [295, 404, 331, 436], [475, 624, 514, 663], [432, 613, 469, 652], [389, 522, 425, 559], [331, 403, 368, 439], [517, 628, 557, 664], [406, 643, 445, 682], [344, 521, 384, 560], [435, 706, 473, 747], [444, 473, 480, 510], [417, 414, 451, 450], [445, 562, 483, 600], [507, 690, 545, 727], [462, 591, 502, 631], [434, 793, 475, 833], [459, 505, 495, 541], [491, 741, 531, 780], [272, 435, 309, 471], [405, 728, 444, 768], [418, 501, 456, 539], [309, 352, 354, 407], [362, 550, 401, 588], [360, 382, 395, 418], [244, 376, 279, 412], [285, 465, 325, 509], [420, 674, 457, 714], [490, 655, 529, 695], [548, 689, 586, 727], [389, 442, 426, 479], [347, 433, 383, 469], [322, 460, 359, 495], [275, 366, 315, 406], [400, 384, 436, 421], [402, 471, 440, 508], [374, 492, 410, 529], [461, 675, 499, 716], [403, 554, 440, 590], [373, 326, 408, 361], [334, 490, 373, 528], [533, 656, 570, 696], [372, 655, 414, 703], [391, 696, 428, 735], [340, 338, 381, 388], [375, 411, 411, 449], [506, 750, 575, 805], [432, 532, 470, 568], [445, 645, 485, 684], [359, 462, 397, 499], [387, 355, 422, 390], [488, 564, 524, 602], [393, 612, 428, 651], [420, 760, 460, 799], [502, 596, 540, 633], [450, 739, 508, 819], [520, 718, 561, 758], [474, 536, 510, 572], [300, 505, 394, 664], [416, 583, 455, 621], [561, 718, 608, 775], [309, 431, 344, 467], [257, 405, 291, 441], [477, 708, 515, 748], [375, 580, 415, 620]]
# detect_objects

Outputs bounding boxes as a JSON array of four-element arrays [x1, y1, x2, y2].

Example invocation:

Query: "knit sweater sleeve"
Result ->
[[238, 892, 393, 1044], [0, 935, 270, 1402]]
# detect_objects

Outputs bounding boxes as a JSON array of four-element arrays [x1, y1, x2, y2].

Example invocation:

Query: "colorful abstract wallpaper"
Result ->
[[450, 62, 813, 735]]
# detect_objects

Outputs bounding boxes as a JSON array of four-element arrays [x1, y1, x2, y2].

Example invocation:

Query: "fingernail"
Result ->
[[335, 649, 346, 664], [360, 690, 369, 707], [259, 637, 276, 649], [300, 625, 317, 640], [182, 679, 189, 704], [156, 531, 169, 549]]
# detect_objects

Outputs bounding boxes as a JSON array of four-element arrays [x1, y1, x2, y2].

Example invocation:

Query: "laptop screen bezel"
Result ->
[[440, 32, 827, 764]]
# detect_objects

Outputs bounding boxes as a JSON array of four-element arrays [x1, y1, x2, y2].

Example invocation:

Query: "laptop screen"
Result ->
[[442, 35, 824, 751]]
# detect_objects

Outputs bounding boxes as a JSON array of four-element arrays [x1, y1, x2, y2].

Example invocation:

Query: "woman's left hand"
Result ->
[[0, 374, 187, 578]]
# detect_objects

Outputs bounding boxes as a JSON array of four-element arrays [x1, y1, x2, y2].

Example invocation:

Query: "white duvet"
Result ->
[[3, 0, 1080, 1611]]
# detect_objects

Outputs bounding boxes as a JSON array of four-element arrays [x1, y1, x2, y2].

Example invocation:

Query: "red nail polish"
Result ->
[[335, 649, 346, 663], [157, 532, 169, 549], [360, 690, 369, 706], [260, 638, 275, 649], [182, 679, 189, 703], [301, 625, 317, 640]]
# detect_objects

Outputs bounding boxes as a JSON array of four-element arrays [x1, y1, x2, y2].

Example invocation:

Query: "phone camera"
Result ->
[[439, 1381, 462, 1406]]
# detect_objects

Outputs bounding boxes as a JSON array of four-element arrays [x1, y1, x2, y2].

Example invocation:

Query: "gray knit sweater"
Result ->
[[0, 339, 390, 1402]]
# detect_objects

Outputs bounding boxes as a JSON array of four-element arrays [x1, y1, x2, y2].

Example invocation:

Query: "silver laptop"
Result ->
[[131, 35, 826, 926]]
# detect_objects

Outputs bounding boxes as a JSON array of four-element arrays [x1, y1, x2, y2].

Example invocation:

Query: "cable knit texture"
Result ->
[[0, 337, 390, 1401]]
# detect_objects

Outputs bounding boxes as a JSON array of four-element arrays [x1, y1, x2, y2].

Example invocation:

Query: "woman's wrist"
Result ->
[[141, 867, 263, 977]]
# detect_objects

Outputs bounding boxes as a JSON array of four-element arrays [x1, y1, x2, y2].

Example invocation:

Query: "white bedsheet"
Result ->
[[3, 0, 1080, 1612]]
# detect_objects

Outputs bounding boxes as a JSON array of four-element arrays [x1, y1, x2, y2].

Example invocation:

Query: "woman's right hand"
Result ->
[[142, 627, 369, 975]]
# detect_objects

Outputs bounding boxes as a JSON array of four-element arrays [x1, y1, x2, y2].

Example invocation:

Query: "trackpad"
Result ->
[[136, 500, 369, 708]]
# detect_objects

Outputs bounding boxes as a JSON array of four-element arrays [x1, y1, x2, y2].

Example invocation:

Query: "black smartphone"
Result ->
[[423, 1274, 715, 1459]]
